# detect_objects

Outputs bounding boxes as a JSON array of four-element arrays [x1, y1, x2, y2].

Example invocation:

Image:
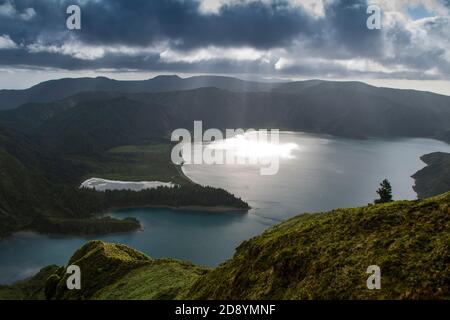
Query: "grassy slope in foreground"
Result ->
[[0, 266, 59, 300], [187, 192, 450, 300], [44, 241, 209, 300], [3, 192, 449, 300]]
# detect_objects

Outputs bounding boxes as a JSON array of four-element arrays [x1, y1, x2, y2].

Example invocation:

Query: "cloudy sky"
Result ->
[[0, 0, 450, 94]]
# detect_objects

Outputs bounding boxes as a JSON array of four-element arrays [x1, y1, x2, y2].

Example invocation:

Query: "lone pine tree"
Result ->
[[375, 179, 393, 204]]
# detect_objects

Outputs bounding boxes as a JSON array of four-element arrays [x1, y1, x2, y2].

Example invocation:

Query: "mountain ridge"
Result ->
[[1, 75, 449, 111], [2, 86, 447, 153], [0, 75, 276, 110]]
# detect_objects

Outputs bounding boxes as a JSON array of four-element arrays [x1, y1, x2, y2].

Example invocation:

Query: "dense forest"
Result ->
[[101, 185, 249, 209], [56, 184, 249, 221]]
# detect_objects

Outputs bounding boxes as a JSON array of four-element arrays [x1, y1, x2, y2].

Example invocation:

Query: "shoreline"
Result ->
[[0, 205, 250, 240], [108, 204, 250, 213]]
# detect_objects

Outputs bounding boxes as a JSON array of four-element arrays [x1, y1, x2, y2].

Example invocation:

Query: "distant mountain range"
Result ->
[[0, 77, 449, 153], [0, 75, 276, 110]]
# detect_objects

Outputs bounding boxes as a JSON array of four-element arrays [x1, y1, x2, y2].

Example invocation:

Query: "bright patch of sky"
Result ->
[[407, 4, 435, 19]]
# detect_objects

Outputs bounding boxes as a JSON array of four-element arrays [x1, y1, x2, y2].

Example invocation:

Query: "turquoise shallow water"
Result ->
[[1, 132, 449, 284], [0, 209, 269, 284]]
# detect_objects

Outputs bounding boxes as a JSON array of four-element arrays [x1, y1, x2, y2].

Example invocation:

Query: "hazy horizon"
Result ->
[[1, 73, 450, 97]]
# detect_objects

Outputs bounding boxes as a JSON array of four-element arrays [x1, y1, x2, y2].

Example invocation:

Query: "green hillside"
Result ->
[[3, 84, 450, 150], [0, 127, 141, 238], [44, 241, 209, 300], [2, 77, 450, 143], [0, 116, 248, 238], [4, 192, 448, 300], [0, 266, 59, 300], [187, 192, 450, 299], [413, 152, 450, 199]]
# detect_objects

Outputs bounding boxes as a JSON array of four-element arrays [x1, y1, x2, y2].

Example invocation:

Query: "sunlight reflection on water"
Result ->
[[207, 133, 300, 160]]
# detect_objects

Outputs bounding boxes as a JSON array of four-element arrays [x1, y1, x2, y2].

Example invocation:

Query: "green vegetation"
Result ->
[[93, 260, 209, 300], [72, 143, 191, 185], [413, 152, 450, 199], [31, 217, 140, 236], [0, 134, 142, 238], [7, 193, 447, 300], [0, 126, 247, 238], [374, 179, 393, 204], [44, 241, 208, 300], [100, 185, 249, 210], [186, 192, 450, 299], [0, 265, 59, 300]]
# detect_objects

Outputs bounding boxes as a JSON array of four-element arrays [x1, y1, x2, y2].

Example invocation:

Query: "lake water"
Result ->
[[1, 132, 449, 284]]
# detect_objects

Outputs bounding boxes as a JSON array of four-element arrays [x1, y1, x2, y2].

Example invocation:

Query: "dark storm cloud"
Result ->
[[0, 0, 378, 59], [0, 0, 449, 79], [324, 0, 383, 57], [0, 0, 318, 49], [80, 0, 319, 50]]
